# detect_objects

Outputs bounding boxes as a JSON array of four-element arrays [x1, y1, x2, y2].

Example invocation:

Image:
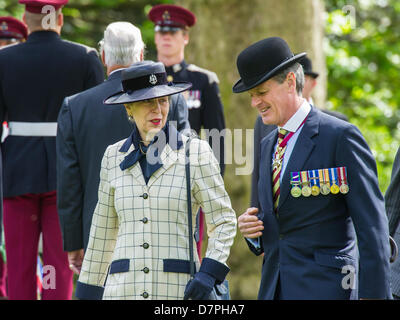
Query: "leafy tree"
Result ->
[[324, 0, 400, 192]]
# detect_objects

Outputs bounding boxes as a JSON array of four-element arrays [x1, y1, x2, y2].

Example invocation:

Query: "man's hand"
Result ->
[[238, 207, 264, 238], [68, 249, 84, 275]]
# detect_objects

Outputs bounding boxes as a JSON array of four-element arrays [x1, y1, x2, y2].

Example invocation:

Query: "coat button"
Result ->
[[142, 217, 148, 224], [142, 193, 148, 199], [143, 267, 149, 273], [142, 292, 149, 299], [143, 243, 149, 249]]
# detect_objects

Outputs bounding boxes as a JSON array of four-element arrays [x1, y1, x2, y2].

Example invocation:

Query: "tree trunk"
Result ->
[[177, 0, 325, 299]]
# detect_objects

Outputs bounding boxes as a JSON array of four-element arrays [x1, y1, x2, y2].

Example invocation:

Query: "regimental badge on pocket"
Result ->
[[290, 167, 349, 198]]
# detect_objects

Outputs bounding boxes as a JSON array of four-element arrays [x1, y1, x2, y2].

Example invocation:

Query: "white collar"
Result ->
[[279, 99, 311, 133]]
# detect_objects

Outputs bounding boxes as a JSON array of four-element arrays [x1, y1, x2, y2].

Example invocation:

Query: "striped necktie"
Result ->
[[272, 128, 288, 210]]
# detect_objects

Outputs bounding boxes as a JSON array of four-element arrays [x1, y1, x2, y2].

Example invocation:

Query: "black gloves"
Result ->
[[183, 271, 216, 300]]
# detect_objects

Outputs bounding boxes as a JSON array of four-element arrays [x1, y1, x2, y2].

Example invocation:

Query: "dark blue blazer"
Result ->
[[249, 107, 391, 299], [385, 146, 400, 297], [0, 31, 104, 197], [56, 70, 190, 251], [250, 107, 348, 208]]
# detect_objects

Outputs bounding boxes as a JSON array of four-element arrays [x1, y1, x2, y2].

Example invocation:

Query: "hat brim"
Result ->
[[104, 82, 192, 105], [304, 71, 319, 78], [232, 52, 307, 93]]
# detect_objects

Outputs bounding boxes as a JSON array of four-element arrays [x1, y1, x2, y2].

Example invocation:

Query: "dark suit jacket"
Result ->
[[0, 31, 104, 197], [251, 107, 348, 207], [56, 70, 190, 251], [248, 107, 391, 299], [385, 146, 400, 296]]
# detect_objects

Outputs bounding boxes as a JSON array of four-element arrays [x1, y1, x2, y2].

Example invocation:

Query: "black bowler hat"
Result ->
[[104, 61, 192, 105], [298, 55, 319, 78], [232, 37, 306, 93]]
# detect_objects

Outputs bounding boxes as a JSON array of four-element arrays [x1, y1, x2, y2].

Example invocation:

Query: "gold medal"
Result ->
[[301, 185, 312, 197], [309, 170, 320, 196], [321, 169, 331, 195], [291, 186, 302, 198], [338, 167, 349, 194], [330, 183, 340, 194], [311, 185, 320, 196], [329, 168, 340, 194], [300, 171, 311, 197], [167, 75, 174, 82]]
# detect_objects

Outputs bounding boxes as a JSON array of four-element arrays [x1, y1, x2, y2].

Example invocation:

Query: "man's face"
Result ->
[[248, 77, 292, 127], [154, 29, 188, 58], [302, 75, 317, 101]]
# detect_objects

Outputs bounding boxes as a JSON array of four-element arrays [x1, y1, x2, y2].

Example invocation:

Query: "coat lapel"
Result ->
[[278, 108, 319, 209]]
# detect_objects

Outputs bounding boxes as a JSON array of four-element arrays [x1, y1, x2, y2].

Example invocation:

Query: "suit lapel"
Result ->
[[278, 108, 319, 209]]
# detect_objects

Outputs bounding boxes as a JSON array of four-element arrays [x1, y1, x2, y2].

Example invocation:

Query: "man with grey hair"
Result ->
[[56, 21, 190, 275], [234, 37, 391, 299]]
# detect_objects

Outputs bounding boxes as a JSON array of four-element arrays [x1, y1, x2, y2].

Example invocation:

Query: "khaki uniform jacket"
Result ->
[[77, 135, 237, 300]]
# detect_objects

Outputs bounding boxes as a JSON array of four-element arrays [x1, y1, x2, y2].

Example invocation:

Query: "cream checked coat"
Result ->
[[77, 134, 237, 300]]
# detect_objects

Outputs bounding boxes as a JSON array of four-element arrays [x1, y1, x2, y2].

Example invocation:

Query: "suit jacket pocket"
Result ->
[[163, 259, 196, 274], [109, 259, 130, 274], [314, 251, 356, 270]]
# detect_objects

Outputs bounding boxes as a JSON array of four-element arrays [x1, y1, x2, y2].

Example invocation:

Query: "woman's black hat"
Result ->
[[104, 61, 192, 105]]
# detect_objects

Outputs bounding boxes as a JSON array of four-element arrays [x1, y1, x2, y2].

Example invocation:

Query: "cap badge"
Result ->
[[1, 22, 8, 31], [162, 10, 170, 21], [149, 74, 158, 85]]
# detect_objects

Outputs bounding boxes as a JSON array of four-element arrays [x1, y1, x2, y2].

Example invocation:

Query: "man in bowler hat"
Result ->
[[57, 22, 190, 275], [0, 0, 104, 299], [250, 55, 348, 208], [148, 4, 226, 258], [234, 37, 391, 299]]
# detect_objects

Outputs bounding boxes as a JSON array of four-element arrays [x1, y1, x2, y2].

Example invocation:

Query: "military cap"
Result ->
[[298, 55, 319, 78], [0, 17, 28, 40], [19, 0, 68, 13], [148, 4, 196, 32]]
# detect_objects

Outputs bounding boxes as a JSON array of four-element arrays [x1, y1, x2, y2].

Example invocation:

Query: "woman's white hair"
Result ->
[[99, 22, 145, 67]]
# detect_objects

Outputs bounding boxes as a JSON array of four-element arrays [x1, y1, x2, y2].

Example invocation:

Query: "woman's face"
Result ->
[[125, 96, 170, 143]]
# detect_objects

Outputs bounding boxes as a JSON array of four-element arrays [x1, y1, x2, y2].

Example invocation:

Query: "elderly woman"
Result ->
[[75, 61, 237, 300]]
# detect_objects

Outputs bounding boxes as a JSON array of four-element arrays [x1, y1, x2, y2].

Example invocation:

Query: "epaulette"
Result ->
[[186, 64, 220, 85]]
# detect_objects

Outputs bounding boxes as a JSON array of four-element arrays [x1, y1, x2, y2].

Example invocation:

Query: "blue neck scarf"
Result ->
[[119, 123, 184, 184]]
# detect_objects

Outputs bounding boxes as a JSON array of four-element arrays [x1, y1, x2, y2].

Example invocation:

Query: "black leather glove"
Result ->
[[183, 271, 216, 300]]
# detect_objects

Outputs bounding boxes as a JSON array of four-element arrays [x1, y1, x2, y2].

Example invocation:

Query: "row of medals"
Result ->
[[291, 179, 349, 198]]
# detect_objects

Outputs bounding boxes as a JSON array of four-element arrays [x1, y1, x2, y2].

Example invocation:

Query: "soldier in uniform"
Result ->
[[0, 16, 28, 48], [148, 4, 226, 257], [0, 0, 104, 300], [0, 15, 28, 299]]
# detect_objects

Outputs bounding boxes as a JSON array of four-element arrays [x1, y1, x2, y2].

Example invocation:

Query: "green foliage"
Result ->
[[324, 0, 400, 192]]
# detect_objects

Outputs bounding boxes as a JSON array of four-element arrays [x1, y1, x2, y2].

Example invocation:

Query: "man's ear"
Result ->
[[183, 32, 189, 45], [58, 12, 64, 27], [286, 72, 297, 93], [101, 50, 106, 66]]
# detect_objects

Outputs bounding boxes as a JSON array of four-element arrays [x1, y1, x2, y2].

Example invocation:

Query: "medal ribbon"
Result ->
[[329, 167, 338, 185], [339, 167, 348, 185]]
